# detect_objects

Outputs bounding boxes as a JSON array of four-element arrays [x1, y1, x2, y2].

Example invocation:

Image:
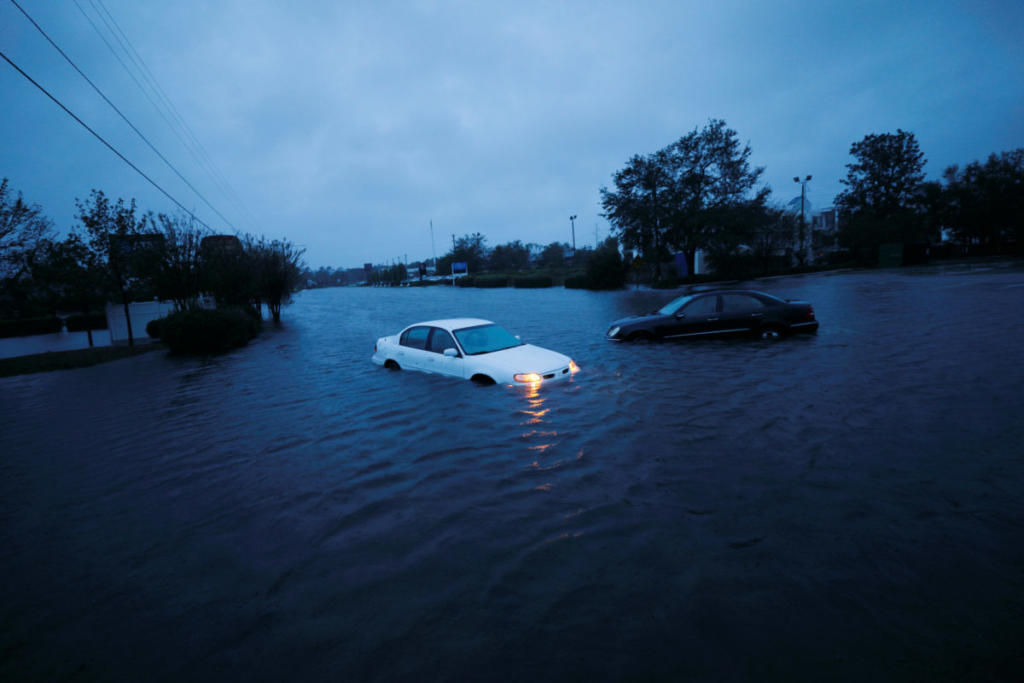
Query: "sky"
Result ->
[[2, 0, 1022, 269]]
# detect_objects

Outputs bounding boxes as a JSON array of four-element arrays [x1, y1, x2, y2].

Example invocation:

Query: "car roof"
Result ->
[[677, 288, 775, 297], [403, 318, 493, 333]]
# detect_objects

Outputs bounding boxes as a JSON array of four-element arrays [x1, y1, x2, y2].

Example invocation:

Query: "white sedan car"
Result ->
[[372, 318, 579, 386]]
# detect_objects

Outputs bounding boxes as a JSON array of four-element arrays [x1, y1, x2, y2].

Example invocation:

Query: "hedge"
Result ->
[[159, 306, 261, 354], [66, 313, 108, 332], [513, 275, 553, 288], [0, 317, 63, 338], [563, 275, 590, 289]]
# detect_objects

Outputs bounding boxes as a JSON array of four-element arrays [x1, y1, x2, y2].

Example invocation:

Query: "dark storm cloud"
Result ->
[[1, 0, 1021, 267]]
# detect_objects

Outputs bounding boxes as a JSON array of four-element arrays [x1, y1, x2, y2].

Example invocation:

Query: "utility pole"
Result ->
[[569, 215, 577, 253], [430, 220, 436, 267], [793, 175, 812, 266]]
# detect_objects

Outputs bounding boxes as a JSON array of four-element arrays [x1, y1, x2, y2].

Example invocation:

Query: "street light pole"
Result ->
[[793, 175, 812, 264], [569, 214, 577, 253]]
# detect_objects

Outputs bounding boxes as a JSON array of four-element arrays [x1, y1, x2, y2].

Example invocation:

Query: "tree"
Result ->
[[488, 240, 530, 272], [151, 212, 206, 310], [436, 232, 488, 275], [745, 207, 797, 276], [75, 190, 154, 346], [584, 237, 628, 289], [249, 237, 305, 323], [29, 235, 108, 346], [600, 150, 673, 279], [1, 178, 53, 308], [941, 148, 1024, 251], [601, 119, 767, 279], [200, 234, 252, 307], [835, 129, 928, 251], [662, 119, 768, 276], [538, 241, 568, 269]]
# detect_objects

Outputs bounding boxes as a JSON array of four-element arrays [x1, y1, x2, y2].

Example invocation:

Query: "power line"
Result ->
[[9, 0, 238, 232], [86, 0, 266, 234], [0, 48, 215, 232]]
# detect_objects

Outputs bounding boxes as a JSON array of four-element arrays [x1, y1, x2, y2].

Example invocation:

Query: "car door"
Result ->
[[717, 293, 767, 335], [397, 326, 432, 371], [663, 294, 720, 338], [424, 327, 465, 379]]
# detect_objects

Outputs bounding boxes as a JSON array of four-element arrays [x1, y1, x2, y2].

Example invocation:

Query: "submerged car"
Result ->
[[606, 289, 819, 342], [372, 318, 580, 385]]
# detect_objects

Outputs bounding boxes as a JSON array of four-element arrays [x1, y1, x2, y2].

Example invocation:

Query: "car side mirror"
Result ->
[[515, 335, 521, 341], [443, 348, 458, 357]]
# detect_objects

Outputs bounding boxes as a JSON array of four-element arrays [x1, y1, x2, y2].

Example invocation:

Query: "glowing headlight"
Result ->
[[569, 360, 580, 374], [514, 372, 542, 383], [608, 326, 621, 337]]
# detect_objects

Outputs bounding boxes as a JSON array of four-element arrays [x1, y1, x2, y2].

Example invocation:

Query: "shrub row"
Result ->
[[157, 306, 261, 354], [0, 317, 62, 338], [66, 313, 108, 332], [452, 274, 556, 288], [512, 275, 553, 288]]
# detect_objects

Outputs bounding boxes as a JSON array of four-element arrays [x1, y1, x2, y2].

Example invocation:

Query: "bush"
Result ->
[[159, 306, 261, 354], [0, 317, 62, 338], [454, 276, 475, 288], [564, 275, 590, 289], [66, 313, 108, 332], [471, 275, 510, 288], [512, 275, 552, 288], [145, 317, 164, 339], [585, 237, 628, 289]]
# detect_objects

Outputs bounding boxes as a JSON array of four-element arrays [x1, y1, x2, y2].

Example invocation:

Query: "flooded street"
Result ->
[[3, 261, 1024, 681]]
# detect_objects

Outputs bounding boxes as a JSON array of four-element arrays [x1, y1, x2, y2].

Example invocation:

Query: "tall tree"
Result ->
[[538, 241, 569, 269], [601, 120, 767, 279], [663, 119, 768, 274], [151, 212, 206, 310], [249, 237, 305, 323], [835, 129, 928, 250], [200, 234, 252, 307], [941, 148, 1024, 251], [1, 178, 53, 305], [75, 190, 153, 346], [30, 235, 108, 346], [600, 151, 673, 279], [488, 240, 530, 272], [437, 233, 488, 275]]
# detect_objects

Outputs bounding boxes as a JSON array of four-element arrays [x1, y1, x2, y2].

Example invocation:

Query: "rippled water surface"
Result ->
[[3, 262, 1024, 681]]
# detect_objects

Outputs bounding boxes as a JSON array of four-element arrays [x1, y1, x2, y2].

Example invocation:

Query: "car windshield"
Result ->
[[454, 324, 523, 355], [657, 295, 696, 316]]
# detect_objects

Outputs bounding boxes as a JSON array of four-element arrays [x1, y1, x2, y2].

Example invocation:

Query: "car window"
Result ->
[[427, 328, 458, 355], [682, 295, 719, 316], [400, 326, 430, 350], [721, 294, 765, 312], [454, 324, 522, 355], [658, 294, 695, 316]]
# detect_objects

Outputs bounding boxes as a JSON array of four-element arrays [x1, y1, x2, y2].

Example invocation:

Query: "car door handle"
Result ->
[[707, 317, 719, 321]]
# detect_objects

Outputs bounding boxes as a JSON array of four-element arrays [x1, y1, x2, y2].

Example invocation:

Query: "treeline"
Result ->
[[600, 120, 1023, 283], [306, 234, 629, 290], [836, 132, 1023, 260], [0, 182, 304, 346]]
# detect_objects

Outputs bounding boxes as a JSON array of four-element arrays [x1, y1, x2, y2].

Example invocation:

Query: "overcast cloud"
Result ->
[[2, 0, 1022, 268]]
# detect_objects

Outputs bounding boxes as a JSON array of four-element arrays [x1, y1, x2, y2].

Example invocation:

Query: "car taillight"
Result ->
[[374, 343, 377, 353], [806, 306, 815, 319]]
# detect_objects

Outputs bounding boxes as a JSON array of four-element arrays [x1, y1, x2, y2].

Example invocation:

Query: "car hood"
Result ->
[[609, 313, 667, 328], [476, 343, 570, 372]]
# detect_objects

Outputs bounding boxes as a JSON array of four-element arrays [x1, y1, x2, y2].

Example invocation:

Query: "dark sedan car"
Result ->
[[606, 289, 819, 342]]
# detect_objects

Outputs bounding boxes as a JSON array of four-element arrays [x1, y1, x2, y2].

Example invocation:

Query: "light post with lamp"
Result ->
[[793, 175, 811, 265], [569, 214, 577, 263]]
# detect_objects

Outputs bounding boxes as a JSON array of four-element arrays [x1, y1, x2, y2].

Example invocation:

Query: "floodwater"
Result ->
[[2, 261, 1024, 681]]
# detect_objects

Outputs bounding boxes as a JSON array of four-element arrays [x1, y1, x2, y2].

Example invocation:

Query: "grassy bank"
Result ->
[[0, 343, 164, 378]]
